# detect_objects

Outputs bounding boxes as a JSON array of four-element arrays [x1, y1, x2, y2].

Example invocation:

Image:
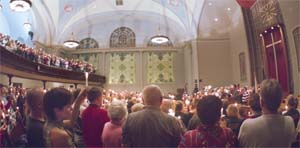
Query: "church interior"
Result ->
[[0, 0, 300, 147], [0, 0, 299, 95]]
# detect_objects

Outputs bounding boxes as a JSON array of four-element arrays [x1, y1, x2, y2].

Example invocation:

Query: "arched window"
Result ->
[[77, 37, 99, 49], [293, 27, 300, 70], [110, 27, 135, 48]]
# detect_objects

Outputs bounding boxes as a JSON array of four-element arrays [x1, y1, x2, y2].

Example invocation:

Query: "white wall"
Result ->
[[278, 0, 300, 94], [229, 8, 251, 86], [197, 39, 233, 87]]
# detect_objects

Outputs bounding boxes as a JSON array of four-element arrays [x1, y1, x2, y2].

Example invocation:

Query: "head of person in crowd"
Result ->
[[248, 93, 262, 113], [175, 100, 184, 113], [226, 104, 239, 118], [197, 95, 222, 126], [259, 79, 282, 114], [108, 100, 128, 125], [238, 105, 249, 119], [131, 103, 144, 112], [25, 88, 45, 117], [142, 85, 163, 107], [0, 84, 7, 97], [160, 99, 173, 113], [43, 87, 73, 121], [287, 96, 298, 110], [87, 87, 102, 106]]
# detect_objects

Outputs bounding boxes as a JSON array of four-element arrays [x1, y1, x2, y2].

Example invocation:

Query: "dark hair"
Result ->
[[43, 87, 73, 121], [175, 101, 183, 112], [197, 95, 222, 125], [87, 87, 101, 102], [248, 93, 261, 112], [260, 79, 282, 112], [288, 97, 298, 108]]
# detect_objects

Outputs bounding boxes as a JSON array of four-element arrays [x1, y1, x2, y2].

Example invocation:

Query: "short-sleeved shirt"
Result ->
[[122, 106, 182, 147], [81, 104, 110, 147], [179, 124, 237, 147]]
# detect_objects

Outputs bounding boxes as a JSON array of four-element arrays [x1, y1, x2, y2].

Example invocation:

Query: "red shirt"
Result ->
[[82, 104, 110, 147], [179, 124, 237, 147]]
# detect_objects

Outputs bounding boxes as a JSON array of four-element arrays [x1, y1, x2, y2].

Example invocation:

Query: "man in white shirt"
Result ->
[[238, 79, 296, 147]]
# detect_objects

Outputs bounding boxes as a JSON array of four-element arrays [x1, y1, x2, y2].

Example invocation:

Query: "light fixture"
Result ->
[[227, 7, 231, 11], [63, 32, 79, 48], [10, 0, 32, 12], [208, 2, 212, 6], [23, 22, 31, 31], [214, 18, 219, 22], [150, 0, 170, 45], [151, 35, 170, 44]]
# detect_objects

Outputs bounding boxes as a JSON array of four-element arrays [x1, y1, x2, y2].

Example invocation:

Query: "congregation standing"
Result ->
[[0, 79, 299, 147]]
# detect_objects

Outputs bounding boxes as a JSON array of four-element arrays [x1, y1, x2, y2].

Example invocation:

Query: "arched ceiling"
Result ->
[[28, 0, 240, 47]]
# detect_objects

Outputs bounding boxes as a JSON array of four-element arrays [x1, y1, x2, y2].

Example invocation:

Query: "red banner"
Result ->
[[236, 0, 256, 9]]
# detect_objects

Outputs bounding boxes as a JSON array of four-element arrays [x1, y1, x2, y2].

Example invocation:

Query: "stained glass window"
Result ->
[[147, 52, 174, 83], [110, 27, 135, 48], [77, 53, 100, 74], [109, 52, 136, 84]]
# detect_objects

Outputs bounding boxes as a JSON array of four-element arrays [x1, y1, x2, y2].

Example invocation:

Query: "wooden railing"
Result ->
[[0, 46, 106, 86]]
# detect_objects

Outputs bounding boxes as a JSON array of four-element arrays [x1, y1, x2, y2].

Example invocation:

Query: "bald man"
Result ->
[[122, 85, 182, 147], [25, 88, 46, 147]]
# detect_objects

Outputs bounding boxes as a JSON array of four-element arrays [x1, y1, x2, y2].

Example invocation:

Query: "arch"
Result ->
[[293, 26, 300, 70], [110, 27, 135, 48], [77, 37, 99, 49]]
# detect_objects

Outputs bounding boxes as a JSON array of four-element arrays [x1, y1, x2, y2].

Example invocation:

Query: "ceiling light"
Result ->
[[208, 2, 212, 6], [150, 35, 169, 44], [23, 22, 31, 31], [214, 18, 219, 22], [63, 32, 79, 48], [271, 27, 274, 30], [227, 7, 231, 11], [10, 0, 32, 12], [264, 30, 267, 33]]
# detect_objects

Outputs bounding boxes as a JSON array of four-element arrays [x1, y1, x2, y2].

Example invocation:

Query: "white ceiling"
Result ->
[[29, 0, 241, 47]]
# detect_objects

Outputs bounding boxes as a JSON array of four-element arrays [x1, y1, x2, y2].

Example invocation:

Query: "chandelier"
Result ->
[[63, 32, 79, 48], [150, 0, 170, 45], [10, 0, 32, 12], [150, 35, 169, 44]]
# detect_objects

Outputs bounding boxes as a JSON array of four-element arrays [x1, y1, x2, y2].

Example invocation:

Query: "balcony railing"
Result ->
[[0, 46, 106, 86]]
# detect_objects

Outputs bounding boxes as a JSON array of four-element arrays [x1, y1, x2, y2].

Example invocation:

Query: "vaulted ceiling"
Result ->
[[1, 0, 242, 47]]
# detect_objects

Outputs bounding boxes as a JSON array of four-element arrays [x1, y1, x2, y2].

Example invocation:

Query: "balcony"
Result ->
[[0, 46, 106, 86]]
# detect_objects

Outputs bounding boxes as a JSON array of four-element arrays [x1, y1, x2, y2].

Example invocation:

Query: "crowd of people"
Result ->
[[0, 33, 96, 73], [0, 79, 299, 147]]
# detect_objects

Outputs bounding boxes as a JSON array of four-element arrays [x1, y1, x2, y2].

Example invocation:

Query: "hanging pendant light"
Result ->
[[150, 0, 170, 45], [0, 0, 2, 10], [151, 35, 169, 44], [10, 0, 32, 12], [63, 32, 79, 48]]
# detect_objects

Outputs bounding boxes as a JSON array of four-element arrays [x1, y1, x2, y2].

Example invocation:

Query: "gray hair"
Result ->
[[142, 85, 163, 106], [131, 103, 144, 112], [260, 79, 282, 112], [108, 100, 128, 122]]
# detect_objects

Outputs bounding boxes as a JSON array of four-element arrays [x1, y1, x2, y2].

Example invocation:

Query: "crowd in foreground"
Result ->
[[0, 33, 96, 73], [0, 79, 299, 147]]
